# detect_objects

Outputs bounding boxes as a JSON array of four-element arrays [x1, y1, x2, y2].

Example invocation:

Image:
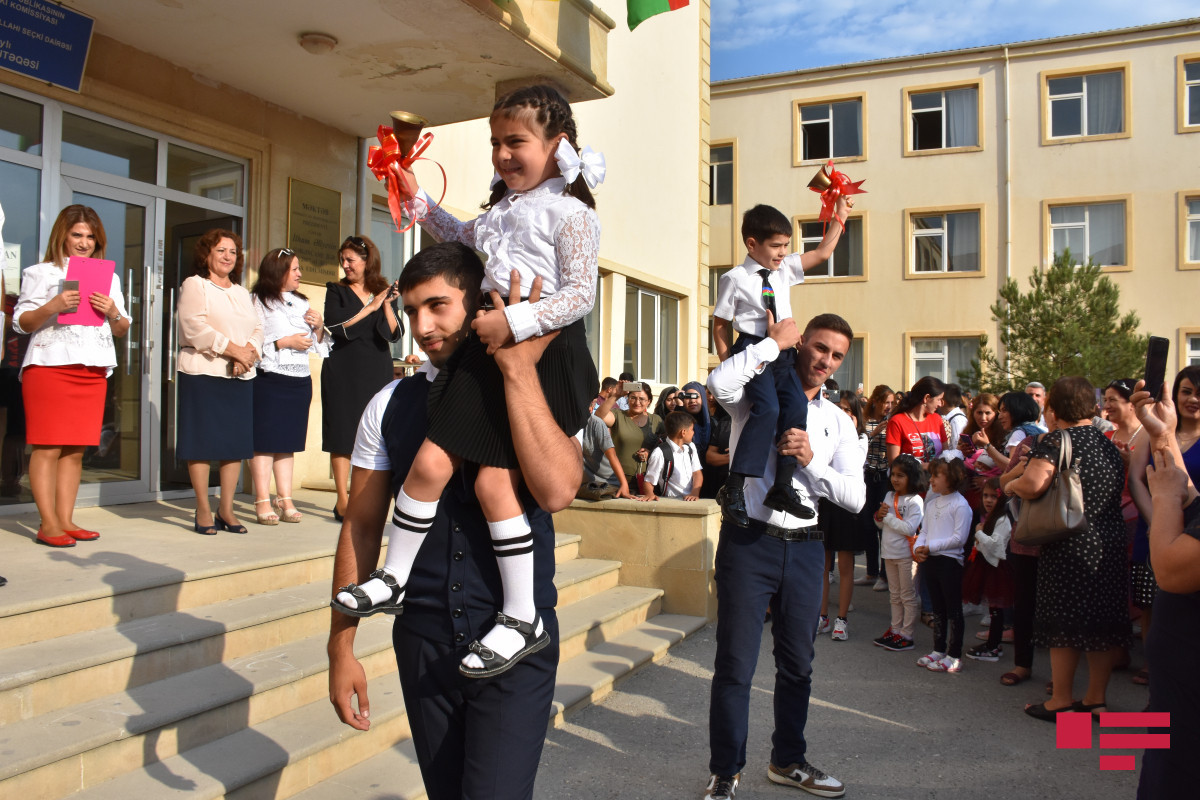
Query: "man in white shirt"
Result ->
[[1025, 381, 1046, 429], [703, 312, 865, 800]]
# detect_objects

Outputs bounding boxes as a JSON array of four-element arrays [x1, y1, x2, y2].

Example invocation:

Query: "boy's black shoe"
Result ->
[[763, 484, 815, 519], [717, 485, 749, 527]]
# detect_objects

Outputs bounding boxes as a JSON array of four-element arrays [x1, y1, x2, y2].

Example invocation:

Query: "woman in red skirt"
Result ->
[[13, 205, 131, 547]]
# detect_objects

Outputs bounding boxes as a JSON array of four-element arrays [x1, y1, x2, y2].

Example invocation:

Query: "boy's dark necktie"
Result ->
[[758, 268, 777, 321]]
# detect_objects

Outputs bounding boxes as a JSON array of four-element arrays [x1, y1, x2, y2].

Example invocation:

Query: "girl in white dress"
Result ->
[[333, 85, 602, 678]]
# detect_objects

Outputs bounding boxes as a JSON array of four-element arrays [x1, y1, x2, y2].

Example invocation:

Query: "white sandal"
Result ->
[[254, 498, 279, 526], [275, 497, 302, 523]]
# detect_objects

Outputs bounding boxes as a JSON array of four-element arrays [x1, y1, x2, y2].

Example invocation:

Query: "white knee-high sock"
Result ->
[[336, 488, 436, 609], [461, 514, 540, 668]]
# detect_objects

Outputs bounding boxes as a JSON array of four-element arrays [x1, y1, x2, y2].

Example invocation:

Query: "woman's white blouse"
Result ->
[[416, 177, 599, 343], [254, 292, 330, 376], [12, 261, 130, 378]]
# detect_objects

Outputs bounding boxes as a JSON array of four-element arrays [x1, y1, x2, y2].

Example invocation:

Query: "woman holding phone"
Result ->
[[320, 235, 401, 520], [13, 205, 131, 547]]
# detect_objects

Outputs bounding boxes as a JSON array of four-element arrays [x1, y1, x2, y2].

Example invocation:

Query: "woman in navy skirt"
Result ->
[[249, 248, 328, 524], [176, 230, 263, 535]]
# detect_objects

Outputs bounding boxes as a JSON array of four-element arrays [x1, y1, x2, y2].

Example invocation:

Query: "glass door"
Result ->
[[65, 180, 156, 502]]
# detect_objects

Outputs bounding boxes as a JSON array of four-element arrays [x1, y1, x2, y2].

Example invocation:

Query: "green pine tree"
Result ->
[[960, 249, 1147, 393]]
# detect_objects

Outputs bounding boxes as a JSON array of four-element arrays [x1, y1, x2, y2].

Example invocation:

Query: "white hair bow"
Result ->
[[555, 138, 606, 189]]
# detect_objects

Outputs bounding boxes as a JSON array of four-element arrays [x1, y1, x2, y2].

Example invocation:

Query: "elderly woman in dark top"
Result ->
[[321, 235, 401, 520], [1004, 377, 1128, 720]]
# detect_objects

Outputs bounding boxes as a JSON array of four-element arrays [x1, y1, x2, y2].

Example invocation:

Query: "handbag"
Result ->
[[1012, 428, 1088, 546]]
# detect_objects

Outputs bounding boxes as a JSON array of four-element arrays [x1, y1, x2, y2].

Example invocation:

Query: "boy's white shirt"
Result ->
[[644, 438, 700, 498], [712, 253, 806, 338]]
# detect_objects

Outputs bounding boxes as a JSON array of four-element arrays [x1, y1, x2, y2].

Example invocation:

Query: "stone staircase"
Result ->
[[0, 521, 705, 800]]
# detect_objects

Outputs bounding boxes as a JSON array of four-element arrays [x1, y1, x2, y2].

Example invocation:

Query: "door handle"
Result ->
[[124, 268, 133, 376], [167, 288, 176, 381], [143, 266, 153, 376]]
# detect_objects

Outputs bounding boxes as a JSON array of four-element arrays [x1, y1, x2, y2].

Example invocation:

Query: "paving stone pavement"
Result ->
[[536, 570, 1145, 800]]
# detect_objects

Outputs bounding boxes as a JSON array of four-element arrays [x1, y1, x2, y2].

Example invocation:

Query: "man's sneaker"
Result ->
[[872, 577, 888, 591], [705, 773, 740, 800], [966, 643, 1003, 662], [767, 761, 846, 798], [916, 650, 945, 667], [816, 614, 831, 635], [881, 633, 915, 651], [980, 611, 994, 627], [831, 617, 848, 641], [852, 574, 874, 586], [927, 655, 963, 673]]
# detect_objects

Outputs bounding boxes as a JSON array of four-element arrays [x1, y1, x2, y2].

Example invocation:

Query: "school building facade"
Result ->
[[709, 18, 1200, 395], [0, 0, 713, 512]]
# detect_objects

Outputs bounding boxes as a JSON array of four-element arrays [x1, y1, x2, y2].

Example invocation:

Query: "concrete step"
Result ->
[[0, 580, 336, 725], [66, 670, 414, 800], [556, 584, 663, 664], [0, 618, 398, 799], [551, 557, 621, 607], [0, 534, 583, 724], [289, 614, 707, 800]]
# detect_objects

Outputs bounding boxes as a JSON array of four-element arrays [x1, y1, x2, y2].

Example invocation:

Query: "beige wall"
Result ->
[[712, 21, 1200, 391]]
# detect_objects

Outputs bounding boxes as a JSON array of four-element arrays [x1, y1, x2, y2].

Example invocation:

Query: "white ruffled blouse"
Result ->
[[416, 177, 599, 343], [12, 261, 130, 378], [253, 292, 330, 377]]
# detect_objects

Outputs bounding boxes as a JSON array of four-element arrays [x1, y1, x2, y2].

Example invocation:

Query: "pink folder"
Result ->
[[57, 257, 117, 327]]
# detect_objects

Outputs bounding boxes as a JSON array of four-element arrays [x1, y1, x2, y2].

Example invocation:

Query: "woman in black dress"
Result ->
[[1006, 376, 1129, 720], [321, 235, 401, 519]]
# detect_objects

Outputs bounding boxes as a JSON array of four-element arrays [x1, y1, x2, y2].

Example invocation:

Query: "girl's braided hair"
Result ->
[[484, 84, 597, 211]]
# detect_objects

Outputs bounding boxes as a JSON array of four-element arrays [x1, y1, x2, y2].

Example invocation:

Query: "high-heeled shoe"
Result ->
[[193, 515, 218, 536], [275, 497, 302, 523], [332, 504, 344, 523], [214, 514, 248, 534], [254, 499, 279, 526]]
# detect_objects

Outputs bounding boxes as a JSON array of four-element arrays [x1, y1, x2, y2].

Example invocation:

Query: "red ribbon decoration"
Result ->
[[367, 125, 446, 233], [809, 159, 866, 234]]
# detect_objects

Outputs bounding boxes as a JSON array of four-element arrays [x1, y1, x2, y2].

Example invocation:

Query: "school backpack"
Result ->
[[653, 441, 696, 496]]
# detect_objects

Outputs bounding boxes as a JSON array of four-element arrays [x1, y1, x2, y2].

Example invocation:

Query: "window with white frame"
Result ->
[[624, 284, 678, 384], [1189, 335, 1200, 367], [799, 99, 863, 160], [911, 337, 980, 384], [1186, 60, 1200, 128], [910, 211, 980, 273], [910, 87, 978, 150], [1048, 70, 1124, 138], [829, 338, 864, 395], [798, 219, 863, 277], [1050, 201, 1126, 266], [708, 267, 731, 355], [1188, 197, 1200, 264], [709, 145, 733, 206]]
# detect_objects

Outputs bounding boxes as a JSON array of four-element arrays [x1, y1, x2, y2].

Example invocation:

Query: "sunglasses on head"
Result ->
[[677, 392, 701, 400], [346, 236, 368, 253], [278, 248, 295, 257]]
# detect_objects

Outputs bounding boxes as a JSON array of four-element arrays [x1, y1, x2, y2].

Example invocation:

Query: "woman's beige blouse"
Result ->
[[176, 275, 263, 379]]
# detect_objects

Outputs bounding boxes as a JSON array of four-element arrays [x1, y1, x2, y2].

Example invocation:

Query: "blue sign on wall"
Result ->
[[0, 0, 94, 92]]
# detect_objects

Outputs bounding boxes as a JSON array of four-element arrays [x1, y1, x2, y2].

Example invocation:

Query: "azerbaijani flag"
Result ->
[[628, 0, 689, 31]]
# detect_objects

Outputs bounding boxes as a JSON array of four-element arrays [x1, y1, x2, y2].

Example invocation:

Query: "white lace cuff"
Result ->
[[504, 301, 540, 344]]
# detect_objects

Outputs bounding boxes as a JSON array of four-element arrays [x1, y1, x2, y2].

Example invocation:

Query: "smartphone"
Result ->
[[1144, 336, 1169, 401], [62, 280, 80, 293], [622, 382, 641, 393]]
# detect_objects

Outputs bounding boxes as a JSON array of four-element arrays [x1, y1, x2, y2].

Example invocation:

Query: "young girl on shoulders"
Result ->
[[963, 477, 1014, 662], [872, 454, 927, 652], [332, 85, 601, 678], [913, 457, 973, 673]]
